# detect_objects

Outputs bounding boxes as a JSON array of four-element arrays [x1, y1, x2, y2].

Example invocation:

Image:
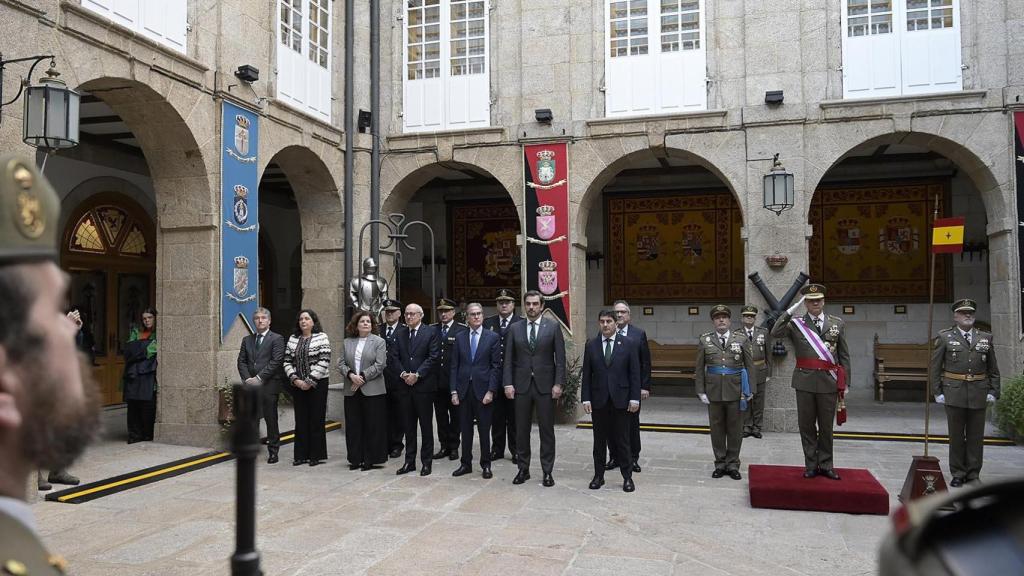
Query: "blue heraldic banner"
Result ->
[[221, 101, 259, 340]]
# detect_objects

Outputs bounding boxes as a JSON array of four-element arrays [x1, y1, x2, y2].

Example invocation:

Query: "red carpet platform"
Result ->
[[749, 465, 889, 515]]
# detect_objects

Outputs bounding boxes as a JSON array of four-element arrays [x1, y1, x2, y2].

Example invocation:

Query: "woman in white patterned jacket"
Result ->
[[284, 309, 333, 466]]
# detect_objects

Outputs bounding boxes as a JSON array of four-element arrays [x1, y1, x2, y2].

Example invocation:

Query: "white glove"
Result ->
[[699, 393, 709, 405], [935, 394, 945, 404], [786, 296, 805, 316], [987, 394, 996, 404]]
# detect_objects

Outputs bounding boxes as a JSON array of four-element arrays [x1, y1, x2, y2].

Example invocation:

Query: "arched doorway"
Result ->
[[62, 193, 156, 406]]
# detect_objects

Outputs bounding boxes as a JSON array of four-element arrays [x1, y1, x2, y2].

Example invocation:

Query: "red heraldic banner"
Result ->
[[523, 143, 571, 332]]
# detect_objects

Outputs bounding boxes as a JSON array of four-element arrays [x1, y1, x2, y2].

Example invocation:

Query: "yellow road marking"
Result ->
[[58, 452, 232, 502]]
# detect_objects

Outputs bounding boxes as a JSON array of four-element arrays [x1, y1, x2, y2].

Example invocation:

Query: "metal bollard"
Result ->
[[230, 382, 262, 576]]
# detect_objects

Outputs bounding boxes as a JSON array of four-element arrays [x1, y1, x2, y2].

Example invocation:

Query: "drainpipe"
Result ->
[[370, 0, 381, 260], [343, 0, 355, 311]]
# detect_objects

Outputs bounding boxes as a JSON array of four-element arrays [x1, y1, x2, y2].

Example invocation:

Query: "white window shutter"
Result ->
[[900, 3, 962, 95]]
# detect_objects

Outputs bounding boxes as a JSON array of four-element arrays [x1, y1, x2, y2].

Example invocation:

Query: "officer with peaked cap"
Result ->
[[931, 298, 1000, 487], [483, 288, 523, 462], [0, 154, 103, 574], [740, 305, 772, 439], [380, 298, 407, 458], [431, 297, 466, 460]]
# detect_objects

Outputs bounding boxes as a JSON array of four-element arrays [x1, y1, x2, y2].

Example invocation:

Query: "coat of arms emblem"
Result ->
[[879, 217, 918, 256], [234, 114, 251, 157], [536, 205, 556, 240], [538, 259, 558, 295], [836, 218, 861, 255], [635, 224, 659, 260], [233, 255, 250, 298], [233, 184, 249, 226], [536, 150, 556, 185]]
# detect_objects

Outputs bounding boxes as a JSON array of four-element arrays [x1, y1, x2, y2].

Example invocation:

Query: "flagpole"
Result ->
[[924, 193, 940, 458]]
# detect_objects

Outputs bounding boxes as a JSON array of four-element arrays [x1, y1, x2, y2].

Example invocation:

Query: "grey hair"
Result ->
[[252, 307, 271, 321], [612, 300, 631, 311], [466, 302, 484, 313]]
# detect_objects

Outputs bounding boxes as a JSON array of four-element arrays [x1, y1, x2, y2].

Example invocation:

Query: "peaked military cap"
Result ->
[[710, 304, 731, 318], [495, 288, 516, 302], [741, 305, 758, 316], [952, 298, 977, 313], [382, 298, 403, 311], [801, 283, 826, 300], [0, 155, 60, 265], [436, 297, 457, 310]]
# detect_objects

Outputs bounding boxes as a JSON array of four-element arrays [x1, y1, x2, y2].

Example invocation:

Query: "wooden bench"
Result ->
[[648, 340, 698, 384], [873, 334, 930, 403]]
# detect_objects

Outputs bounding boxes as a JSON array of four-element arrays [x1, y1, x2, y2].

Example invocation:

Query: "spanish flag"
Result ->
[[932, 216, 965, 253]]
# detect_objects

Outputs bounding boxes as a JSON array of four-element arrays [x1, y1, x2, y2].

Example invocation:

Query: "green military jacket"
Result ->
[[0, 510, 65, 575], [695, 331, 754, 402], [771, 311, 851, 394], [741, 326, 772, 384], [930, 326, 1000, 410]]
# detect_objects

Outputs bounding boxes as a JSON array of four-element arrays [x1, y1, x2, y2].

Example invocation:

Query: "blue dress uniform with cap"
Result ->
[[740, 305, 772, 438], [482, 288, 522, 461], [930, 298, 1000, 485], [431, 298, 466, 459], [381, 299, 406, 455], [0, 154, 70, 575], [695, 305, 754, 478]]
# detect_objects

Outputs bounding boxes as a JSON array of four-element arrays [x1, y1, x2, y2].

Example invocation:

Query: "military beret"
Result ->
[[801, 284, 826, 300], [0, 154, 60, 265], [710, 304, 731, 318], [382, 298, 403, 311], [495, 288, 516, 302], [952, 298, 976, 313], [436, 297, 457, 310], [741, 305, 758, 316]]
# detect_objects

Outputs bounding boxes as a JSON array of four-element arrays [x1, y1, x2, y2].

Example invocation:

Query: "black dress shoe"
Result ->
[[389, 447, 404, 459], [752, 431, 763, 439], [452, 464, 472, 477], [802, 469, 818, 479], [267, 453, 279, 464], [396, 463, 416, 475], [623, 478, 635, 492], [420, 465, 432, 476], [127, 438, 141, 445], [513, 469, 531, 485], [632, 462, 642, 473], [482, 467, 493, 479], [432, 449, 449, 460], [589, 475, 605, 490], [604, 459, 619, 471], [309, 459, 322, 467], [950, 476, 964, 487], [293, 459, 308, 466], [727, 470, 742, 481], [448, 451, 459, 461], [511, 454, 519, 465], [742, 430, 753, 438], [819, 469, 841, 481], [542, 473, 554, 487], [360, 464, 380, 471], [711, 469, 725, 479], [349, 464, 362, 471]]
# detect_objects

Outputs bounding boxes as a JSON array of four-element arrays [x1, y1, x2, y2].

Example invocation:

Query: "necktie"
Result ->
[[500, 318, 508, 330], [618, 328, 626, 337], [964, 331, 971, 345], [815, 318, 822, 331], [529, 322, 537, 349], [386, 326, 393, 339], [604, 338, 613, 366], [720, 336, 726, 349], [470, 330, 478, 360], [747, 330, 753, 340], [410, 328, 417, 342], [442, 325, 448, 339], [255, 334, 263, 349]]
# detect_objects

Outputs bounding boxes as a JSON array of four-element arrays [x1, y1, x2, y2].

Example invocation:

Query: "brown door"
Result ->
[[62, 195, 156, 406]]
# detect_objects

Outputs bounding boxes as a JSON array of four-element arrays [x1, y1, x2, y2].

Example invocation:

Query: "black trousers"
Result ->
[[490, 390, 517, 457], [385, 380, 405, 452], [261, 385, 281, 453], [593, 402, 632, 480], [126, 395, 157, 441], [514, 381, 555, 474], [401, 390, 435, 467], [344, 391, 388, 466], [459, 394, 493, 468], [291, 379, 328, 462], [610, 405, 642, 464], [433, 388, 460, 452]]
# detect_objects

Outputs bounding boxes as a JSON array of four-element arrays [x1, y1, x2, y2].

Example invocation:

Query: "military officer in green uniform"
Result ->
[[931, 298, 1000, 487], [695, 305, 754, 480], [771, 284, 850, 480], [740, 305, 771, 439], [0, 154, 103, 575]]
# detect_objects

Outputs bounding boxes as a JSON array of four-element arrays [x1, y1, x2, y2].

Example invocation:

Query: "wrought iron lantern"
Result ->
[[763, 153, 794, 215], [22, 64, 80, 150]]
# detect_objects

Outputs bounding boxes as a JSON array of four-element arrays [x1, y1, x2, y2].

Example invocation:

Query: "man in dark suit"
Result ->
[[583, 309, 641, 493], [431, 297, 466, 460], [483, 288, 523, 463], [606, 299, 651, 473], [503, 290, 567, 487], [449, 302, 502, 479], [387, 302, 441, 476], [380, 298, 405, 458], [237, 306, 286, 463]]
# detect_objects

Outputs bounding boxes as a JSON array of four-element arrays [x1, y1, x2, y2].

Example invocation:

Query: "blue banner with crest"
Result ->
[[221, 100, 259, 340]]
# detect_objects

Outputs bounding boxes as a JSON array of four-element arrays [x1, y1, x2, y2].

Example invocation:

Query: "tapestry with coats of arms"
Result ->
[[809, 180, 950, 301], [605, 192, 744, 302], [448, 201, 521, 301]]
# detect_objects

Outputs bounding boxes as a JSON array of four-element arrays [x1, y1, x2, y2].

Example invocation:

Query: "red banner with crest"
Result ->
[[523, 143, 571, 332]]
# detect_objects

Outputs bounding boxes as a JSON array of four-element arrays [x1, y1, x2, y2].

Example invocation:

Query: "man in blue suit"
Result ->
[[449, 302, 503, 479], [386, 302, 441, 476], [582, 309, 641, 493]]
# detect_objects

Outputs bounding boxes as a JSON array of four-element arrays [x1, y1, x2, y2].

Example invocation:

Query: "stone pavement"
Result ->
[[31, 402, 1023, 576]]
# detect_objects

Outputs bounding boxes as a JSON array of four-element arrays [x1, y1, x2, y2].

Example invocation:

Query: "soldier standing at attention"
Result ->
[[931, 298, 999, 487], [483, 288, 522, 463], [695, 305, 754, 480], [771, 284, 850, 480], [740, 306, 771, 439]]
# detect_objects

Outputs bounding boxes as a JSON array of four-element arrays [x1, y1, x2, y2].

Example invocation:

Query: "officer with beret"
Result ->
[[431, 298, 466, 460], [380, 298, 406, 458], [740, 305, 772, 439], [695, 305, 754, 480], [0, 155, 102, 574], [931, 298, 1000, 487], [771, 284, 850, 480], [482, 288, 523, 463]]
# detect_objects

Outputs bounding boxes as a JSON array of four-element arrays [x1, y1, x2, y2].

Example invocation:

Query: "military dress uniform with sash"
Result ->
[[740, 306, 772, 438], [771, 285, 850, 476], [930, 299, 1000, 484], [695, 305, 754, 476]]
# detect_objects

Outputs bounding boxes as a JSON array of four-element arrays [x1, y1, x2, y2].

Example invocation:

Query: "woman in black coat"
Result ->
[[123, 308, 158, 443]]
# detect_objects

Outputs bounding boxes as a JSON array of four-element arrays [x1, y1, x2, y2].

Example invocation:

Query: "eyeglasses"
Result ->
[[405, 312, 422, 317]]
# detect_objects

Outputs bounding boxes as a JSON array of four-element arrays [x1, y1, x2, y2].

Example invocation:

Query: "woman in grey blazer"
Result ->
[[338, 310, 388, 470]]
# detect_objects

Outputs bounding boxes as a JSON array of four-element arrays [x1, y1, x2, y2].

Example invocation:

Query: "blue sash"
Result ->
[[705, 366, 751, 411]]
